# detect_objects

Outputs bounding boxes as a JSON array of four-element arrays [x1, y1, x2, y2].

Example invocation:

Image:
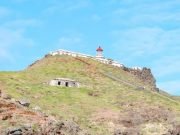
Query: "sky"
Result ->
[[0, 0, 179, 95]]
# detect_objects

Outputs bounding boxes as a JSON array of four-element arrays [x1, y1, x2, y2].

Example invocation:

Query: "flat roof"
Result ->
[[53, 78, 77, 82]]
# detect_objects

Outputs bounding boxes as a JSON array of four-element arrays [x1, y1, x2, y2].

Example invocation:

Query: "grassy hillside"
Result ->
[[0, 55, 180, 134]]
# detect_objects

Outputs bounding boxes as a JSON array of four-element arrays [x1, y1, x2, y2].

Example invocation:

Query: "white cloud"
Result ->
[[54, 32, 91, 52], [91, 14, 102, 22], [0, 7, 11, 18], [110, 27, 180, 95], [44, 0, 91, 15], [153, 56, 180, 78], [0, 27, 34, 47], [0, 5, 38, 65], [0, 48, 13, 62], [3, 19, 41, 29], [111, 27, 180, 59], [58, 36, 82, 46], [0, 18, 39, 59], [66, 0, 90, 11], [112, 0, 180, 26], [0, 27, 34, 63]]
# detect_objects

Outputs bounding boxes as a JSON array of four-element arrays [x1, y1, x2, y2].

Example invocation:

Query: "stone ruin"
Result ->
[[49, 78, 80, 88]]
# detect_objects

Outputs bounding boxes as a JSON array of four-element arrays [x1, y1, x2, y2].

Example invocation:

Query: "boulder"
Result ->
[[2, 94, 12, 100], [17, 100, 30, 107], [4, 126, 36, 135], [2, 114, 12, 120], [166, 124, 180, 135], [7, 127, 22, 135], [114, 128, 140, 135], [42, 120, 89, 135], [114, 129, 122, 135], [33, 106, 41, 111]]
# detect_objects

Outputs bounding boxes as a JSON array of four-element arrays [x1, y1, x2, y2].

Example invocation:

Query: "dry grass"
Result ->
[[0, 55, 179, 134]]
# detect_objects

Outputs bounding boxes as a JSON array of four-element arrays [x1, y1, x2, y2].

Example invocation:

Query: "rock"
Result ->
[[11, 98, 16, 102], [33, 106, 41, 111], [17, 100, 30, 107], [114, 128, 140, 135], [2, 120, 90, 135], [42, 120, 89, 135], [2, 94, 12, 100], [88, 91, 100, 97], [7, 127, 22, 135], [2, 114, 12, 120], [4, 126, 37, 135], [114, 129, 122, 135], [123, 128, 140, 135], [11, 131, 22, 135], [166, 124, 180, 135], [155, 87, 160, 92], [136, 86, 145, 90]]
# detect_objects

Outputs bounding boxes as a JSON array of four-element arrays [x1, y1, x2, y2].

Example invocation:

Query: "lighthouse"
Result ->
[[96, 46, 104, 58]]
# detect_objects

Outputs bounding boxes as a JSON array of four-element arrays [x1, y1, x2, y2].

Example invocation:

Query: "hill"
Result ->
[[0, 54, 180, 135]]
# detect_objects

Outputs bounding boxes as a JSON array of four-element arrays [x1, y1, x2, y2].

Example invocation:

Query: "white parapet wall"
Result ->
[[49, 49, 125, 68], [131, 67, 142, 70], [49, 49, 93, 58], [94, 57, 110, 64], [111, 61, 124, 68]]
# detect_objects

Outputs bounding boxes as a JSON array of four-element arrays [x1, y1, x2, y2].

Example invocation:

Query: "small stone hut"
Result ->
[[49, 78, 80, 88]]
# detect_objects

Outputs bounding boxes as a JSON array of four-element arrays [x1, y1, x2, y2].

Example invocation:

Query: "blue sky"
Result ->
[[0, 0, 179, 95]]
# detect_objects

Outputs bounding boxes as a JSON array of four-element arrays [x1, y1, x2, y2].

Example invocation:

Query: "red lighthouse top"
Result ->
[[96, 46, 103, 52]]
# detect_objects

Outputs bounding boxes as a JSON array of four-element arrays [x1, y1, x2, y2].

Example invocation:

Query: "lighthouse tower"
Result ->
[[96, 46, 104, 58]]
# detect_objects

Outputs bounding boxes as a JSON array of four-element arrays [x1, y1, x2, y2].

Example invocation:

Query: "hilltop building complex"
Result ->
[[40, 46, 157, 90], [49, 46, 125, 68]]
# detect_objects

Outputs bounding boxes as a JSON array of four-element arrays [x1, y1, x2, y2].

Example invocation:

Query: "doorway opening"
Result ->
[[58, 81, 61, 85], [65, 82, 69, 87]]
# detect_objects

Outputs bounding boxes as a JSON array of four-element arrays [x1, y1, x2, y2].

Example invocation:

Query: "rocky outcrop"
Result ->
[[123, 67, 158, 91], [41, 120, 89, 135], [0, 92, 89, 135], [166, 124, 180, 135], [114, 128, 140, 135], [28, 60, 40, 69], [3, 121, 89, 135], [91, 102, 178, 135]]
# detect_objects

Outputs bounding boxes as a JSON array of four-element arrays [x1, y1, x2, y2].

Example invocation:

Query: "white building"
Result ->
[[111, 61, 124, 68], [96, 46, 104, 58], [49, 49, 93, 58], [49, 47, 124, 68], [49, 78, 80, 88], [132, 67, 142, 70]]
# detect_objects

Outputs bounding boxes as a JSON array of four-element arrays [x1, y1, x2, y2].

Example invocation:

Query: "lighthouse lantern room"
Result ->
[[96, 46, 104, 58]]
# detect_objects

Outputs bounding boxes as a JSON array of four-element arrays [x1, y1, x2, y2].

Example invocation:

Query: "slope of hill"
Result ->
[[0, 55, 180, 134]]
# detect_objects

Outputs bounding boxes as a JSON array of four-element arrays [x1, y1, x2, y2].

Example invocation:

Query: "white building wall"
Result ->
[[49, 49, 125, 69], [49, 78, 80, 88], [49, 80, 58, 86], [132, 67, 142, 70]]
